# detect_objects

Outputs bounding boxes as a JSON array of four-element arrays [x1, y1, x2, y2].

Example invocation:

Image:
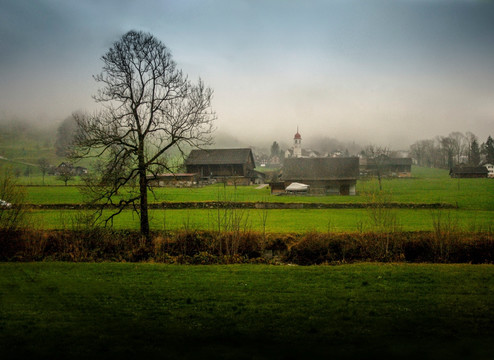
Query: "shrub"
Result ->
[[284, 232, 333, 265], [1, 229, 494, 265]]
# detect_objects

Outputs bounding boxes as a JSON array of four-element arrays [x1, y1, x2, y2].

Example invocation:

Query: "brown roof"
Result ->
[[185, 148, 255, 167], [282, 157, 359, 181]]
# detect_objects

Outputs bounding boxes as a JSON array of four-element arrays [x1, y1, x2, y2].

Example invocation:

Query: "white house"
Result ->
[[485, 164, 494, 178]]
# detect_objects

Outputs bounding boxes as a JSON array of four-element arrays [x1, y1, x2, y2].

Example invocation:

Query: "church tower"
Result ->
[[293, 127, 302, 158]]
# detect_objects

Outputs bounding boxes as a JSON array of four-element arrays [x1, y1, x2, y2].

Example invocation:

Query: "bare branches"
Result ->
[[71, 30, 215, 238]]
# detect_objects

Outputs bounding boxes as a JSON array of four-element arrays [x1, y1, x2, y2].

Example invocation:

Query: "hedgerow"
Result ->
[[1, 228, 493, 264]]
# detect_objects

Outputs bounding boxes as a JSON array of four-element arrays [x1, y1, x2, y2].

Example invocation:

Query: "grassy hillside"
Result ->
[[1, 263, 493, 359]]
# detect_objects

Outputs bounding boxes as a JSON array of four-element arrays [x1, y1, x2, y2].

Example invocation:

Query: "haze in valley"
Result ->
[[1, 0, 493, 150]]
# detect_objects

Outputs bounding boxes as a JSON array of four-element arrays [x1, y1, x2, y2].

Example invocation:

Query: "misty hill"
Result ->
[[0, 118, 63, 174]]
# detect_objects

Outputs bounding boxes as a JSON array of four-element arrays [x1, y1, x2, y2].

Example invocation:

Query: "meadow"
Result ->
[[2, 139, 494, 359], [21, 166, 494, 209], [1, 262, 493, 359], [26, 208, 493, 233], [14, 166, 494, 232]]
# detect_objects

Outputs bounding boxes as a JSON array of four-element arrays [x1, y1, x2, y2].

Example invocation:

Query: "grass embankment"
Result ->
[[1, 263, 493, 359]]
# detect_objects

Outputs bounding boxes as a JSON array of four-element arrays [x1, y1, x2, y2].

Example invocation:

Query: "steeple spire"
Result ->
[[293, 127, 302, 157]]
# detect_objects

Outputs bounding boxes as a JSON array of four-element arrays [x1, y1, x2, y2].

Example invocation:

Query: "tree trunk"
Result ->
[[139, 168, 150, 239]]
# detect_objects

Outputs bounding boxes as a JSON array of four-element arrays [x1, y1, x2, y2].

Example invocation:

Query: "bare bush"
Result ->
[[430, 210, 460, 262], [364, 190, 401, 259], [0, 167, 27, 230]]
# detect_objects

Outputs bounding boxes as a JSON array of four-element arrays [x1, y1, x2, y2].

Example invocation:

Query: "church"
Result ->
[[284, 128, 319, 158]]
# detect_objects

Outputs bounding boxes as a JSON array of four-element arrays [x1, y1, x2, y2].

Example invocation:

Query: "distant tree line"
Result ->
[[410, 132, 494, 169]]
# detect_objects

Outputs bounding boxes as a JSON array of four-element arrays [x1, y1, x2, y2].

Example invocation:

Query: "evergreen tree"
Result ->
[[483, 136, 494, 164], [270, 141, 280, 158], [469, 139, 480, 166]]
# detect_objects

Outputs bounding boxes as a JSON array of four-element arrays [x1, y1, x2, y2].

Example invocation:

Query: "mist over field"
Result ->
[[1, 0, 493, 150]]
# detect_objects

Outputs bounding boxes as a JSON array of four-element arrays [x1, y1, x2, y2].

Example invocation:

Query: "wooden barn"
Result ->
[[449, 165, 488, 178], [185, 148, 258, 185], [281, 157, 359, 195], [360, 157, 412, 177]]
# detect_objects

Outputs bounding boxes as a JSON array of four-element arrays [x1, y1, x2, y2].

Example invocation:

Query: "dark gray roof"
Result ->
[[185, 148, 255, 166], [450, 166, 488, 174], [282, 157, 359, 180], [360, 157, 413, 166]]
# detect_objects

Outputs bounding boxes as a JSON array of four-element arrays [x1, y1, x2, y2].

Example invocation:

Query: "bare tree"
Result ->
[[438, 136, 455, 169], [364, 145, 390, 191], [57, 166, 74, 186], [448, 131, 467, 165], [72, 31, 215, 239], [37, 158, 50, 185]]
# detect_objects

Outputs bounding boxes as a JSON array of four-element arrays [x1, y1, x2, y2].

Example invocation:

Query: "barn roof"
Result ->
[[450, 166, 488, 174], [360, 157, 413, 166], [282, 157, 359, 181], [185, 148, 255, 167]]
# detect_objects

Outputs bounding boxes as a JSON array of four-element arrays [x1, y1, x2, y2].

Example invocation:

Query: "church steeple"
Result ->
[[293, 127, 302, 158]]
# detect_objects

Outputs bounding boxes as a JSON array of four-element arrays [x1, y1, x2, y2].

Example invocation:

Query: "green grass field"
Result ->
[[20, 166, 494, 209], [3, 137, 494, 359], [11, 166, 492, 232], [1, 262, 493, 359], [27, 208, 494, 233]]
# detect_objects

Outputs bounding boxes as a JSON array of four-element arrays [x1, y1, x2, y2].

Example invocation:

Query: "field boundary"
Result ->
[[22, 201, 457, 210], [1, 228, 493, 264]]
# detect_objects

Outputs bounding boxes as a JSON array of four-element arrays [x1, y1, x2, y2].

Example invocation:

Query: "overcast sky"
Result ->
[[1, 0, 493, 149]]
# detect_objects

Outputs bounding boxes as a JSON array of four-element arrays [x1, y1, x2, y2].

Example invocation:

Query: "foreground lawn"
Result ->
[[28, 208, 494, 233], [0, 263, 493, 359]]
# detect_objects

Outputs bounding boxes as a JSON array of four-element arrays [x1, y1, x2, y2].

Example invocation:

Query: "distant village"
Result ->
[[148, 128, 417, 196], [43, 126, 493, 195], [146, 128, 494, 195]]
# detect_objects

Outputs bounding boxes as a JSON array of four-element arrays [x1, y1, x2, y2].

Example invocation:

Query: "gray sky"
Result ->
[[1, 0, 494, 149]]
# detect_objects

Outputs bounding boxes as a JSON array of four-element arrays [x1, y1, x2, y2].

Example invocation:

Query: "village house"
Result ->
[[281, 157, 360, 195], [51, 162, 88, 176], [485, 164, 494, 178], [184, 148, 264, 185]]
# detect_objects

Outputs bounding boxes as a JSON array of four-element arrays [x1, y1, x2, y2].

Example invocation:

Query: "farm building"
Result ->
[[281, 157, 359, 195], [185, 148, 262, 185], [449, 165, 488, 178], [360, 157, 412, 177], [51, 162, 88, 176], [485, 164, 494, 178], [147, 173, 199, 187]]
